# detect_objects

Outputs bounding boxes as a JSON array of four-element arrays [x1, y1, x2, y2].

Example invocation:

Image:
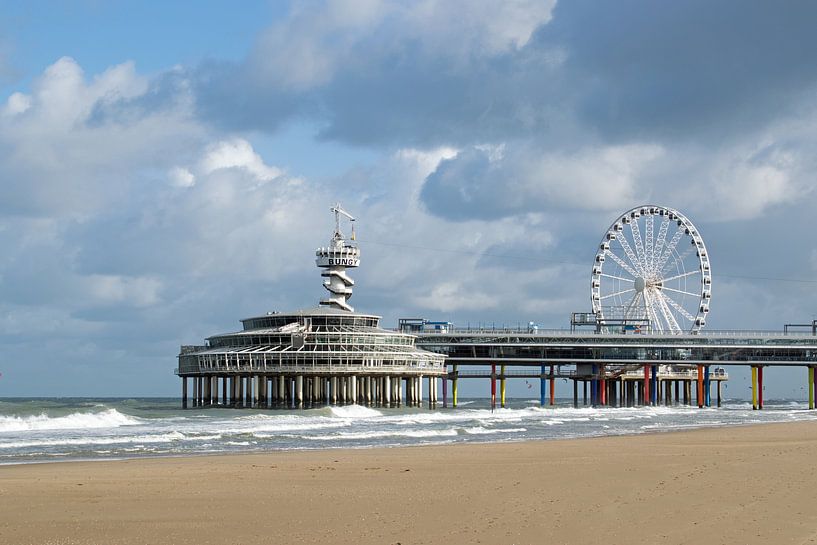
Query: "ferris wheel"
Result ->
[[591, 205, 711, 334]]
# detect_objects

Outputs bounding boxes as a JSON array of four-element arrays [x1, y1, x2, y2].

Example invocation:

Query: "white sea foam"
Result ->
[[329, 405, 383, 418], [308, 428, 459, 441], [0, 431, 187, 449], [0, 409, 141, 433], [463, 427, 527, 435]]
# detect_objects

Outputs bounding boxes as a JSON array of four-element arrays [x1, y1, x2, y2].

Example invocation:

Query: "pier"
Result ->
[[413, 325, 817, 410]]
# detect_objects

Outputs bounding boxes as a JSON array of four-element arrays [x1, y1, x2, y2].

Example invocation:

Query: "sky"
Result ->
[[1, 0, 817, 398]]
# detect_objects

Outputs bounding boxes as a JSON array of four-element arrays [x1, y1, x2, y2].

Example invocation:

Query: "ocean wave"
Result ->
[[308, 428, 459, 441], [0, 409, 141, 433], [329, 405, 383, 418], [0, 431, 188, 449], [463, 427, 527, 435]]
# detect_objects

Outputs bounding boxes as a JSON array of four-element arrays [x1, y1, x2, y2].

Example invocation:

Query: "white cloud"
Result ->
[[199, 138, 284, 181], [2, 92, 30, 116]]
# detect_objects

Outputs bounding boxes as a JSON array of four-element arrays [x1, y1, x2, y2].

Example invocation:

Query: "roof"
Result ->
[[240, 307, 381, 322]]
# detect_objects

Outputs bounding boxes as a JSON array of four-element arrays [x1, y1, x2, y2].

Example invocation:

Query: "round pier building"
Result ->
[[176, 204, 446, 408]]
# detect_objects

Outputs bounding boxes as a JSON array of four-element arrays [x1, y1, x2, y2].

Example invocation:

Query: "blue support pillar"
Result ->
[[540, 365, 546, 407], [651, 365, 658, 405], [704, 366, 711, 407]]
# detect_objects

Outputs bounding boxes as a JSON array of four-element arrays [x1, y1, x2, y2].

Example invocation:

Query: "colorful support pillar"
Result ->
[[500, 365, 506, 408], [599, 364, 606, 406], [751, 366, 758, 410], [651, 365, 658, 406], [696, 365, 704, 408], [491, 364, 497, 410], [549, 365, 555, 406], [704, 366, 711, 408], [643, 365, 651, 406], [452, 365, 458, 408], [757, 366, 764, 410], [540, 365, 546, 407], [809, 367, 815, 410], [442, 375, 448, 408]]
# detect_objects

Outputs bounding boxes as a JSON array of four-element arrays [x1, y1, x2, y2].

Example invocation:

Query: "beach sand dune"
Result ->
[[1, 421, 816, 544]]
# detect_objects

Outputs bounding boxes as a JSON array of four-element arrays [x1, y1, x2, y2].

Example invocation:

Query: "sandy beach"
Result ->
[[1, 421, 816, 545]]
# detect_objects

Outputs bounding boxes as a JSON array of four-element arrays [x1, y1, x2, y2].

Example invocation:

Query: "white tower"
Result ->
[[316, 203, 360, 312]]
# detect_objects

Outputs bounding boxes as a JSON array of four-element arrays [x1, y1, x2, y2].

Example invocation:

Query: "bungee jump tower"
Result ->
[[176, 204, 447, 409]]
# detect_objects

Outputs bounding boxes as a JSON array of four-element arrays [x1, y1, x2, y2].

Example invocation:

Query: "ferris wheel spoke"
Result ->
[[645, 214, 654, 272], [643, 290, 663, 333], [661, 286, 700, 298], [653, 289, 681, 333], [662, 270, 700, 283], [652, 218, 670, 275], [662, 246, 696, 276], [629, 219, 647, 268], [615, 235, 644, 275], [600, 273, 635, 282], [624, 291, 641, 320], [654, 228, 685, 273], [600, 288, 635, 300], [660, 291, 697, 322], [605, 250, 641, 278]]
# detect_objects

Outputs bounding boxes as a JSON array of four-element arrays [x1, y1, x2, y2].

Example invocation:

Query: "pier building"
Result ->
[[176, 204, 447, 409]]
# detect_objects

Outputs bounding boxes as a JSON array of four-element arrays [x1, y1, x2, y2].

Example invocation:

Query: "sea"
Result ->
[[1, 397, 815, 465]]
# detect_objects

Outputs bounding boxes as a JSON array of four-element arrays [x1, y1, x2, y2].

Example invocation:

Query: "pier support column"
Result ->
[[442, 375, 448, 408], [418, 375, 423, 408], [809, 367, 815, 410], [704, 367, 711, 408], [385, 375, 392, 407], [350, 375, 357, 405], [643, 365, 651, 406], [696, 366, 704, 408], [182, 378, 188, 408], [491, 364, 497, 410], [651, 365, 658, 406], [751, 366, 758, 410], [573, 379, 578, 408], [452, 377, 458, 408], [296, 375, 304, 408], [674, 381, 679, 406], [757, 366, 764, 410], [550, 365, 556, 406], [583, 380, 588, 406], [192, 377, 198, 407], [717, 379, 722, 407], [540, 365, 546, 407], [500, 365, 506, 408]]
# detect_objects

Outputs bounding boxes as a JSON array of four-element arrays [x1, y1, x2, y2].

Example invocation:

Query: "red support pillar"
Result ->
[[643, 365, 650, 406], [549, 365, 555, 406], [758, 366, 764, 410], [600, 364, 607, 406], [696, 365, 704, 408], [491, 363, 497, 410]]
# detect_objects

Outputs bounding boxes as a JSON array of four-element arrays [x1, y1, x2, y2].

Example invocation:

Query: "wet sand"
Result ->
[[1, 421, 817, 545]]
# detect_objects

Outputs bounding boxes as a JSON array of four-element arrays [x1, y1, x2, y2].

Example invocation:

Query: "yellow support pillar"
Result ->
[[751, 366, 758, 410], [452, 379, 458, 408], [809, 367, 814, 410], [500, 365, 506, 408]]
